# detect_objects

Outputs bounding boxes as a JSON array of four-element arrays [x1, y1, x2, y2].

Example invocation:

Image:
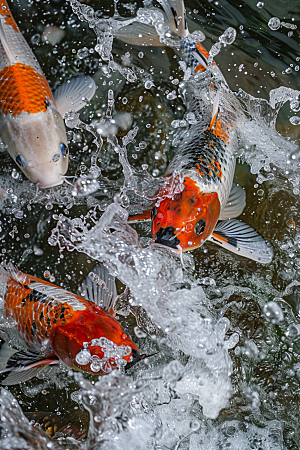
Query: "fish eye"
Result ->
[[123, 328, 131, 338], [195, 219, 206, 235], [60, 143, 69, 158], [16, 153, 26, 168], [151, 206, 157, 221]]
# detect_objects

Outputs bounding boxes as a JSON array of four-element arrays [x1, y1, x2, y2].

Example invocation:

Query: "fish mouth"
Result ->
[[36, 178, 64, 189], [125, 349, 142, 372], [154, 226, 180, 249]]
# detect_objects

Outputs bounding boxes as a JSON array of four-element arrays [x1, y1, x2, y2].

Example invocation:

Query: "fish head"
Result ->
[[2, 106, 69, 188], [152, 176, 220, 251], [51, 306, 141, 374]]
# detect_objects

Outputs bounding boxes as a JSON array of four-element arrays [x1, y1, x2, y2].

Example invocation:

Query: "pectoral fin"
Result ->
[[81, 264, 117, 314], [54, 75, 96, 116], [209, 219, 273, 264], [219, 184, 246, 220], [0, 347, 59, 386], [128, 210, 152, 223]]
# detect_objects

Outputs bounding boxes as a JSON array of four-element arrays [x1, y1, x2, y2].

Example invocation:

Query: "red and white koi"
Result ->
[[0, 264, 142, 385], [117, 0, 273, 263], [0, 0, 96, 188]]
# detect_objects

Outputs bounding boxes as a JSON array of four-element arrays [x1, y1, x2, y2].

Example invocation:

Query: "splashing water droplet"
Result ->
[[75, 348, 92, 366], [263, 301, 284, 324], [72, 175, 100, 197], [219, 27, 236, 45], [287, 324, 300, 339], [90, 355, 102, 372], [289, 116, 300, 125], [268, 17, 281, 30], [134, 327, 147, 338], [64, 110, 81, 129]]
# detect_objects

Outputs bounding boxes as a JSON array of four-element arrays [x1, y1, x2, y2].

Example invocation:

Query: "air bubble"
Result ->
[[90, 355, 102, 372], [145, 80, 154, 89], [263, 301, 284, 324], [256, 1, 264, 7], [268, 17, 281, 30], [190, 419, 200, 431], [134, 327, 147, 338], [75, 348, 91, 366], [289, 116, 300, 125]]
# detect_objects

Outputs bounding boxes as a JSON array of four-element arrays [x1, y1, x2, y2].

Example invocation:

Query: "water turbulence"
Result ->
[[1, 0, 300, 449]]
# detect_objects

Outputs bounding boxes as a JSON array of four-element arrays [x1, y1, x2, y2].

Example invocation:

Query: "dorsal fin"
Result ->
[[5, 263, 30, 289], [81, 265, 117, 313]]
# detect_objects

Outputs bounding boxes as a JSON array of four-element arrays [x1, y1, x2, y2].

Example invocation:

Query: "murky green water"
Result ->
[[1, 0, 300, 448]]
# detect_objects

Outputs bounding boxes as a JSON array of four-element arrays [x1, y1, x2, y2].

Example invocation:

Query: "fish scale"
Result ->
[[0, 266, 142, 383], [0, 63, 54, 115], [4, 277, 88, 349]]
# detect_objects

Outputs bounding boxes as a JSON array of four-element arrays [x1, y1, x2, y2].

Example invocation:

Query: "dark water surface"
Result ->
[[1, 0, 300, 448]]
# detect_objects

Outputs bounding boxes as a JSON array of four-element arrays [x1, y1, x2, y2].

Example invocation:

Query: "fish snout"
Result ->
[[124, 348, 142, 372], [154, 226, 180, 249]]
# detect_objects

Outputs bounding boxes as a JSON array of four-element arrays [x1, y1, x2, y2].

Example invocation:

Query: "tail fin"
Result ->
[[115, 0, 189, 46], [158, 0, 189, 37]]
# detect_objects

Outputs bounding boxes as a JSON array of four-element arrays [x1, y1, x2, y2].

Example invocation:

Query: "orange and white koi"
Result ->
[[0, 0, 96, 188], [0, 264, 142, 385], [117, 0, 273, 263]]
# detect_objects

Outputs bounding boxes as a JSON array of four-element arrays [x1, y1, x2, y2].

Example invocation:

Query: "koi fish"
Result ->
[[0, 0, 96, 188], [116, 0, 273, 264], [0, 264, 142, 385]]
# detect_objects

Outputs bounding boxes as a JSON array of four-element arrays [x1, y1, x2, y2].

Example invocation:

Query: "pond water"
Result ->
[[1, 0, 300, 449]]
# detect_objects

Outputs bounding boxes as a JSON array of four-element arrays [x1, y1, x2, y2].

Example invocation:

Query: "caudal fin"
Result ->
[[115, 0, 189, 46]]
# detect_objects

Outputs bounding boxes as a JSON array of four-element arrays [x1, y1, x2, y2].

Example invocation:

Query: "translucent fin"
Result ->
[[209, 92, 220, 129], [116, 23, 164, 46], [0, 343, 17, 371], [1, 349, 59, 386], [128, 210, 152, 223], [158, 0, 189, 36], [54, 75, 96, 116], [81, 265, 117, 313], [2, 365, 49, 386], [209, 219, 273, 264], [4, 263, 30, 288], [219, 184, 246, 220]]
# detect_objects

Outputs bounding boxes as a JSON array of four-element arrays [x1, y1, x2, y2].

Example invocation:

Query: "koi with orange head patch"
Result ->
[[152, 177, 220, 251], [0, 0, 95, 188], [119, 0, 273, 263], [0, 265, 142, 385]]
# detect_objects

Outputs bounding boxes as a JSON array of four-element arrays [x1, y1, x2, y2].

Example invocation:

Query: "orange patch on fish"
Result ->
[[0, 63, 54, 115], [194, 63, 206, 73], [212, 119, 230, 143], [0, 0, 19, 33], [196, 42, 216, 66]]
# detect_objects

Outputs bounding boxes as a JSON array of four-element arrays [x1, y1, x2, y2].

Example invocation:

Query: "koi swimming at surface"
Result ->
[[116, 0, 273, 264], [0, 0, 96, 188], [0, 264, 142, 385]]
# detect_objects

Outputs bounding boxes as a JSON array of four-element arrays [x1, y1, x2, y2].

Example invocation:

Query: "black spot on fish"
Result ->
[[31, 321, 37, 336], [40, 312, 44, 321], [60, 313, 64, 319]]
